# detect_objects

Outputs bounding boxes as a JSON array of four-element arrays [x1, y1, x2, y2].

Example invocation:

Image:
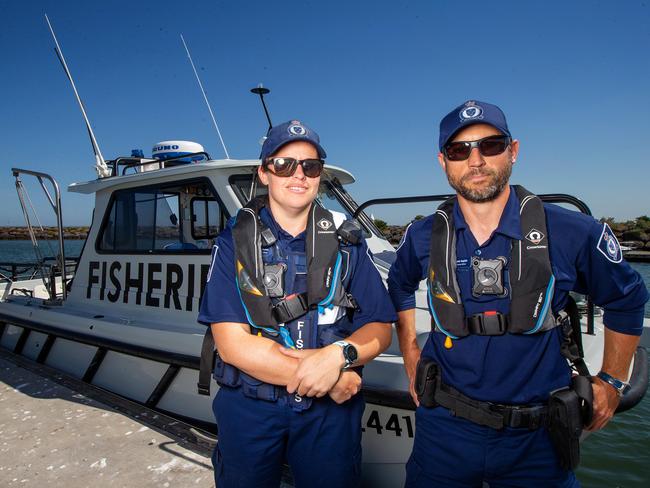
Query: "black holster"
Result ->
[[546, 375, 593, 471], [415, 358, 439, 408]]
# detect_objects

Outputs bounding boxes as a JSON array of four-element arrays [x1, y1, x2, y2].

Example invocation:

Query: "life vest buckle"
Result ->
[[466, 311, 509, 335], [272, 293, 309, 324]]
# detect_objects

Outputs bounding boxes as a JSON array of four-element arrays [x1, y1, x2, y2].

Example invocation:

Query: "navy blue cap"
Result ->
[[439, 100, 511, 151], [260, 120, 327, 161]]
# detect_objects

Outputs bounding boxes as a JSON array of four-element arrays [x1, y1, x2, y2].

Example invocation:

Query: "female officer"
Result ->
[[198, 120, 396, 488]]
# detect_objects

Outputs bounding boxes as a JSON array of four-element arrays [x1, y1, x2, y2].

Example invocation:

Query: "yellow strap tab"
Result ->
[[444, 336, 453, 349]]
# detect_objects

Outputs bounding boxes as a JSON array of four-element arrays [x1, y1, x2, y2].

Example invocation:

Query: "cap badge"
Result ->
[[460, 103, 483, 121], [288, 124, 306, 136]]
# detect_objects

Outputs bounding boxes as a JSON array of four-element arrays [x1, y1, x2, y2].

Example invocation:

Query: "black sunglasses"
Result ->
[[443, 135, 511, 161], [264, 157, 324, 178]]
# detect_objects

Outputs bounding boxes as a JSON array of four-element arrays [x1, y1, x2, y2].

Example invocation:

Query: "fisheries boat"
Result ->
[[1, 149, 649, 486], [1, 18, 648, 487]]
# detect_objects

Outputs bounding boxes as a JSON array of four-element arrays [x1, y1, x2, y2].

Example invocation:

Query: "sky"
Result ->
[[0, 0, 648, 226]]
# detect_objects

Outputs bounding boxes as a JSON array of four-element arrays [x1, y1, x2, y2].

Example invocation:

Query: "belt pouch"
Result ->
[[213, 354, 241, 388], [547, 387, 583, 470], [415, 358, 439, 408], [240, 372, 278, 402]]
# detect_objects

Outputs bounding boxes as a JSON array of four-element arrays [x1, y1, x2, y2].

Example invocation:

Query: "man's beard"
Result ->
[[446, 162, 512, 203]]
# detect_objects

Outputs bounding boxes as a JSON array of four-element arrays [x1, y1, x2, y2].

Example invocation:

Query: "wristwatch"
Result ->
[[334, 341, 358, 370], [596, 371, 631, 397]]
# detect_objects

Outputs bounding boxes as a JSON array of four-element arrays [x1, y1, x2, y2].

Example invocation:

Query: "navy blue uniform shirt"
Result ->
[[199, 207, 397, 332], [387, 187, 648, 404]]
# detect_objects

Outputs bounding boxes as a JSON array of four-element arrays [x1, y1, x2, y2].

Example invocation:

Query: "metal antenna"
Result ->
[[251, 84, 272, 131], [45, 14, 110, 178], [180, 34, 230, 159]]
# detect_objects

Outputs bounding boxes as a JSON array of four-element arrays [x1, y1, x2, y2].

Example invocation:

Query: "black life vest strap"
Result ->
[[198, 327, 216, 396], [558, 296, 590, 378], [272, 293, 309, 324]]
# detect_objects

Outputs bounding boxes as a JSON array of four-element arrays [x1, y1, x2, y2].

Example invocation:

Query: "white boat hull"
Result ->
[[1, 282, 648, 487]]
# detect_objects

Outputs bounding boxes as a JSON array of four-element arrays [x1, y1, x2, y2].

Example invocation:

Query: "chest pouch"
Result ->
[[471, 256, 508, 297]]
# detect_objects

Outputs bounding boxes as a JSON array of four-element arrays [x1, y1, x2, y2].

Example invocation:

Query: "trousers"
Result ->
[[212, 385, 364, 488], [405, 406, 580, 488]]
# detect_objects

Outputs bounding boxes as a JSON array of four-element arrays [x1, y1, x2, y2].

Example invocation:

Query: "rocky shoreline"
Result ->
[[377, 216, 650, 251], [0, 226, 89, 240], [1, 216, 649, 251]]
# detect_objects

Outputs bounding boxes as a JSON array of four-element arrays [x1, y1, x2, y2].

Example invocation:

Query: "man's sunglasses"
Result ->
[[443, 135, 511, 161], [263, 157, 324, 178]]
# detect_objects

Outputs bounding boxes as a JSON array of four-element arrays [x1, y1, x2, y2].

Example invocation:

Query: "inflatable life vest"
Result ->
[[198, 197, 363, 411], [427, 185, 559, 339], [231, 196, 358, 345]]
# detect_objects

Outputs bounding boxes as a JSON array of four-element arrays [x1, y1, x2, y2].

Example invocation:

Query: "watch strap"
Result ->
[[597, 371, 630, 396]]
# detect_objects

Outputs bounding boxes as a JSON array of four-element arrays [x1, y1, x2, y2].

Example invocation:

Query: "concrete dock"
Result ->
[[0, 352, 215, 487]]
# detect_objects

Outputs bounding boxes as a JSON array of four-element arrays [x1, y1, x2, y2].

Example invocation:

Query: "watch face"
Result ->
[[345, 344, 358, 364]]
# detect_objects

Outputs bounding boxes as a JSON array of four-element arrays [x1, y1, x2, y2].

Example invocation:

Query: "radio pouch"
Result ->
[[547, 387, 583, 470], [415, 358, 439, 408]]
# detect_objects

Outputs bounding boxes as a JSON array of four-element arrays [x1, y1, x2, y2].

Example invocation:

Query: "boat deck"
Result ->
[[0, 350, 214, 487]]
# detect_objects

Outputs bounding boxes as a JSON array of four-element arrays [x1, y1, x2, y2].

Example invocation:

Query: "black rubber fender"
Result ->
[[616, 346, 648, 413]]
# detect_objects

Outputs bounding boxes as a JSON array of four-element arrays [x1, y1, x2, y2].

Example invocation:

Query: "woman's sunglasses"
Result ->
[[264, 157, 324, 178], [443, 135, 511, 161]]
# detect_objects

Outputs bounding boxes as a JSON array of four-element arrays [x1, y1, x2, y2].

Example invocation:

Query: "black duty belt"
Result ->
[[415, 358, 547, 430]]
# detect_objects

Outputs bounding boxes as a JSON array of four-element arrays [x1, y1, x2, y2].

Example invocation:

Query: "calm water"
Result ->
[[1, 240, 649, 486]]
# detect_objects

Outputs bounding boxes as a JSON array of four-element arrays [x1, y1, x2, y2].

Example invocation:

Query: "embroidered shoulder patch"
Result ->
[[596, 224, 623, 263]]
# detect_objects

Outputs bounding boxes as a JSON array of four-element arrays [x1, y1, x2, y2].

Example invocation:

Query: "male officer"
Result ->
[[198, 120, 396, 488], [387, 100, 649, 487]]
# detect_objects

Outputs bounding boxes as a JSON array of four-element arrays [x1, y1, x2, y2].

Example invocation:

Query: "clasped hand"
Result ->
[[586, 376, 621, 431], [280, 345, 361, 404]]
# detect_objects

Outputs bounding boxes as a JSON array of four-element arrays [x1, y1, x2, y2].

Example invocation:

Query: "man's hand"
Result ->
[[403, 346, 421, 406], [329, 370, 362, 404], [587, 377, 621, 431], [586, 327, 640, 431], [281, 345, 344, 397]]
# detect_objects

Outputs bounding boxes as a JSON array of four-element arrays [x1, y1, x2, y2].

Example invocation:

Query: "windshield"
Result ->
[[228, 174, 382, 238]]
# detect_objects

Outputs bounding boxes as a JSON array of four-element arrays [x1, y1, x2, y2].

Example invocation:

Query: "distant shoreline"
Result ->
[[1, 216, 648, 250], [0, 227, 89, 240]]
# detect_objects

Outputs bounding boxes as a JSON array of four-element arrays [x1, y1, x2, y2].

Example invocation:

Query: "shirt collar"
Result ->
[[259, 206, 306, 242], [452, 186, 523, 240]]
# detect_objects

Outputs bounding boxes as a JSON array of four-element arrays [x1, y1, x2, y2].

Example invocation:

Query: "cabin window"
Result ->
[[191, 197, 226, 239], [98, 179, 226, 253], [229, 174, 268, 203]]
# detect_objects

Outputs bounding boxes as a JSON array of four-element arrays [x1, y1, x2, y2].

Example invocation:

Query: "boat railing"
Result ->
[[0, 262, 41, 282], [108, 151, 212, 177], [11, 168, 68, 303], [354, 193, 596, 335]]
